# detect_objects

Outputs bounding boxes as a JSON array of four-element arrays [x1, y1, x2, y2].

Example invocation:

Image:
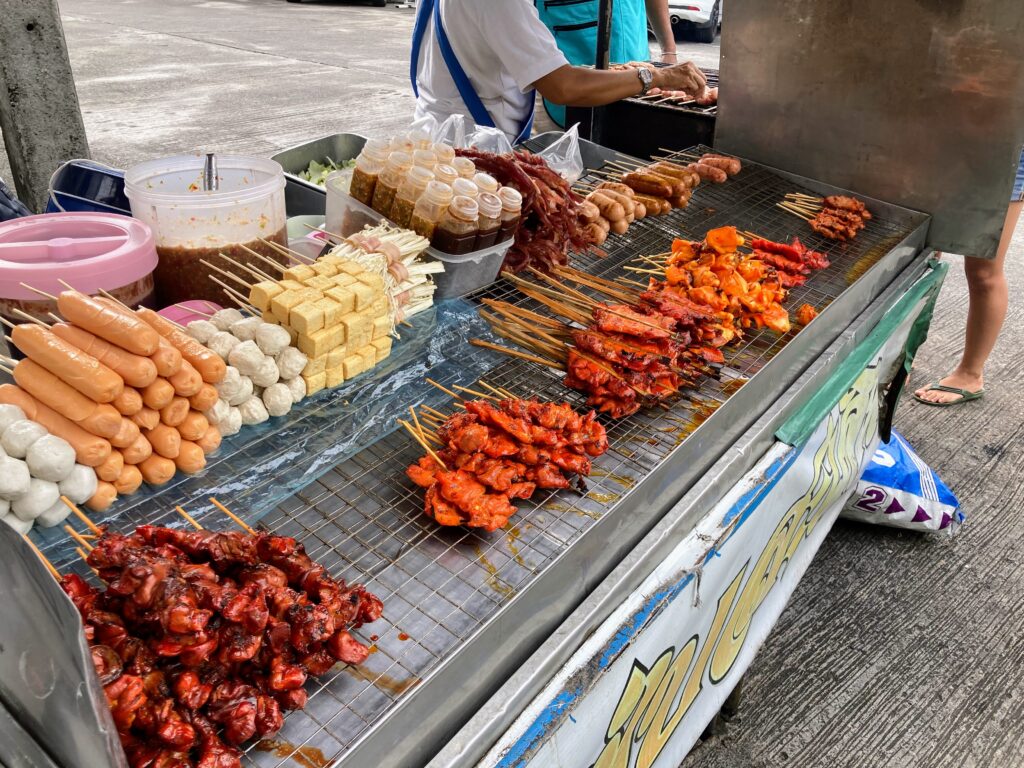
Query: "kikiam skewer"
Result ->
[[22, 535, 60, 580], [61, 496, 102, 534], [209, 497, 256, 535], [176, 505, 204, 530], [65, 523, 94, 551]]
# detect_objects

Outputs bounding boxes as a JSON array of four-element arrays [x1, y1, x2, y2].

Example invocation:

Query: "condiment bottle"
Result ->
[[349, 138, 390, 206], [413, 149, 438, 171], [371, 151, 413, 218], [473, 172, 500, 196], [497, 186, 524, 242], [389, 135, 415, 154], [452, 177, 479, 201], [475, 192, 503, 250], [408, 129, 433, 150], [434, 163, 459, 187], [452, 157, 476, 179], [433, 143, 456, 165], [433, 195, 479, 255], [410, 181, 453, 241], [391, 166, 435, 228]]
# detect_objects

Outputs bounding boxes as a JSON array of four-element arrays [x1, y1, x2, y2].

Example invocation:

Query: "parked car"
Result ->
[[668, 0, 721, 43]]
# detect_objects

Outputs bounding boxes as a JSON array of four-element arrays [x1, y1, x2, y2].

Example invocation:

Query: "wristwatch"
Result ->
[[637, 66, 654, 96]]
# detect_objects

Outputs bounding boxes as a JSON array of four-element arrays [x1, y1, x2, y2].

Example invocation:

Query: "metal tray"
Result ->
[[272, 133, 368, 217]]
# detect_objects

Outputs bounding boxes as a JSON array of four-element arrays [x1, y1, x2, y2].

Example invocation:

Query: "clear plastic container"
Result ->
[[391, 166, 435, 229], [389, 135, 415, 154], [410, 181, 453, 241], [433, 143, 456, 166], [497, 186, 524, 242], [433, 196, 479, 255], [452, 157, 477, 179], [370, 151, 413, 218], [408, 129, 433, 150], [124, 154, 287, 306], [433, 163, 459, 187], [349, 138, 390, 206], [475, 192, 503, 250], [452, 177, 479, 201], [412, 149, 438, 171], [473, 172, 500, 196]]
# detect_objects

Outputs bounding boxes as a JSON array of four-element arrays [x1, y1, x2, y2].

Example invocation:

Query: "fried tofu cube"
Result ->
[[317, 297, 344, 327], [342, 353, 365, 379], [327, 346, 348, 369], [302, 371, 327, 397], [303, 355, 327, 376], [325, 286, 355, 314], [249, 281, 283, 311], [271, 290, 304, 324], [290, 302, 324, 335], [356, 272, 385, 291], [297, 328, 334, 359], [342, 312, 371, 345], [332, 273, 357, 287], [280, 279, 306, 292], [325, 365, 346, 388], [338, 261, 364, 276], [283, 265, 316, 282], [372, 314, 392, 340], [261, 309, 278, 325], [357, 344, 378, 368], [371, 336, 393, 363], [351, 282, 375, 311], [312, 260, 338, 277], [370, 296, 389, 316], [303, 275, 335, 292]]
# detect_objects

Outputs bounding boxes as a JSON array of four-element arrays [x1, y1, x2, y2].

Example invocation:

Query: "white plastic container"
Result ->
[[124, 154, 287, 305]]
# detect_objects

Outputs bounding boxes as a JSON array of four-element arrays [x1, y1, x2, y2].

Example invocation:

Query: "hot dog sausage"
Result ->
[[633, 202, 647, 219], [110, 418, 141, 450], [174, 441, 206, 474], [610, 218, 630, 235], [195, 425, 222, 455], [142, 378, 175, 411], [85, 481, 117, 512], [145, 424, 181, 459], [578, 200, 601, 224], [620, 172, 673, 198], [0, 384, 111, 467], [151, 339, 184, 378], [49, 323, 157, 389], [177, 411, 209, 442], [649, 163, 701, 189], [169, 359, 203, 397], [96, 450, 124, 483], [160, 397, 190, 427], [56, 291, 160, 356], [687, 162, 728, 183], [139, 455, 176, 486], [634, 194, 669, 215], [593, 188, 635, 216], [700, 154, 742, 175], [114, 464, 143, 495], [586, 192, 625, 222], [113, 387, 144, 416], [136, 308, 226, 384], [11, 358, 121, 439], [188, 384, 219, 413], [121, 434, 153, 465], [584, 222, 608, 246], [11, 324, 124, 404], [596, 182, 636, 199], [130, 407, 161, 432]]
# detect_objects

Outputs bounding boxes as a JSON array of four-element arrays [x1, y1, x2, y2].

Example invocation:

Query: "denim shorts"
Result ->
[[1014, 147, 1024, 202]]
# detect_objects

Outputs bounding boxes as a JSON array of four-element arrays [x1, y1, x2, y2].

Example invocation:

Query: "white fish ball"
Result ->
[[26, 435, 76, 482], [2, 420, 47, 459]]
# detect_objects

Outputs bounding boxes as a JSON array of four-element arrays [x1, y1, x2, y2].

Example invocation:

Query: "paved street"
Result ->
[[2, 1, 1022, 765]]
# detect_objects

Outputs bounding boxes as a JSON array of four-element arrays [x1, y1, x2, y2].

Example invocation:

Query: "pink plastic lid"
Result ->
[[0, 213, 157, 301], [159, 300, 223, 327]]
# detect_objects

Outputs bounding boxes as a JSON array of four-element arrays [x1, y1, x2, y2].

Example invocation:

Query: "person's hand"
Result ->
[[654, 61, 708, 98]]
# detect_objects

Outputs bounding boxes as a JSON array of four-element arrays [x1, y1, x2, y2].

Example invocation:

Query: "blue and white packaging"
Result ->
[[841, 431, 963, 534]]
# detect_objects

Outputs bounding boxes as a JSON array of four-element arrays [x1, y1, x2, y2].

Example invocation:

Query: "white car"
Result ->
[[668, 0, 721, 43]]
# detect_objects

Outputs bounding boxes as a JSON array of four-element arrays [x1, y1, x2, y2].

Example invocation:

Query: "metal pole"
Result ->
[[0, 0, 90, 212], [595, 0, 613, 70]]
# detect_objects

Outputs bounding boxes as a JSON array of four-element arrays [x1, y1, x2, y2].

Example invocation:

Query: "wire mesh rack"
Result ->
[[623, 66, 720, 115], [43, 145, 925, 768]]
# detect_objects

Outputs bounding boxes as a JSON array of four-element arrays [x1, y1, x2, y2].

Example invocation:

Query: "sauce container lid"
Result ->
[[0, 212, 157, 301]]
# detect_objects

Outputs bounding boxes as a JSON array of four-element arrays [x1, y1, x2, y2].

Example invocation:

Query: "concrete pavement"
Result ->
[[1, 2, 1021, 766]]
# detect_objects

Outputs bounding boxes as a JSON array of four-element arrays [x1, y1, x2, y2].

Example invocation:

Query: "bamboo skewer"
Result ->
[[209, 497, 256, 535], [399, 419, 448, 470], [199, 260, 255, 291], [176, 506, 204, 529], [11, 308, 49, 326], [452, 384, 498, 401], [425, 377, 463, 400], [20, 284, 59, 301], [470, 339, 565, 370], [420, 404, 450, 422], [23, 535, 61, 579], [61, 497, 102, 534], [777, 203, 813, 222], [65, 524, 94, 551], [237, 243, 287, 275], [260, 237, 314, 265], [76, 547, 100, 575], [219, 252, 276, 283]]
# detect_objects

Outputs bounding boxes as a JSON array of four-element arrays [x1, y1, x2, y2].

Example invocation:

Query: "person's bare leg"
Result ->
[[916, 201, 1022, 403]]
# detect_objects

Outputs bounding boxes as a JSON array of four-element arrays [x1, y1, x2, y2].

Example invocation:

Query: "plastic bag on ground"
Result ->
[[537, 123, 584, 183], [841, 430, 963, 534]]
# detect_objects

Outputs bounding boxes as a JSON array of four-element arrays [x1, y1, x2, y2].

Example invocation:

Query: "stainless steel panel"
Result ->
[[271, 132, 367, 216], [716, 0, 1024, 259]]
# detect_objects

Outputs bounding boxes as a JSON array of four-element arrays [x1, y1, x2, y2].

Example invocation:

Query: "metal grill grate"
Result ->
[[46, 146, 922, 768], [622, 66, 720, 115]]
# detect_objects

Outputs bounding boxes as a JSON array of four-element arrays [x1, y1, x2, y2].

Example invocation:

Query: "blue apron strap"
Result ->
[[409, 0, 434, 98], [411, 0, 534, 142]]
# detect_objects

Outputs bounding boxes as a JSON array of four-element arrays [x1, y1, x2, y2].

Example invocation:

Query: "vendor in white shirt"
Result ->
[[411, 0, 707, 143]]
